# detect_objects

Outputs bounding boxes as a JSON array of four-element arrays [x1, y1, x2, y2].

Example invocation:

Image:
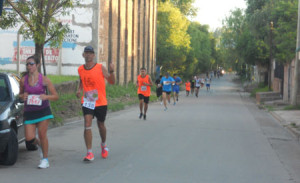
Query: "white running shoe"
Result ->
[[38, 159, 49, 169]]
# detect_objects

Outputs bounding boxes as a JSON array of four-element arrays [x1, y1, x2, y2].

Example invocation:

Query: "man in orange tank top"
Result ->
[[76, 46, 115, 162], [185, 80, 191, 96], [136, 67, 153, 120]]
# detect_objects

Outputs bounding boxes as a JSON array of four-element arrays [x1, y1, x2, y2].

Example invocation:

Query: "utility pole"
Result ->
[[0, 0, 3, 16], [291, 0, 300, 105], [268, 21, 274, 91]]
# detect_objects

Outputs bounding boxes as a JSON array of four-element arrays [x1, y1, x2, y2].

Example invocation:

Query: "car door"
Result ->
[[7, 74, 25, 142]]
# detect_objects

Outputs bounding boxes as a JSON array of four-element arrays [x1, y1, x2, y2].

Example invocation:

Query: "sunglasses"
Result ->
[[26, 62, 35, 66]]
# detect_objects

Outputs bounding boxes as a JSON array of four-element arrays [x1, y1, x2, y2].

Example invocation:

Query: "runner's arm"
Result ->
[[76, 77, 83, 98], [19, 77, 28, 101], [40, 76, 59, 101], [143, 76, 153, 86], [178, 78, 182, 85], [102, 63, 115, 85]]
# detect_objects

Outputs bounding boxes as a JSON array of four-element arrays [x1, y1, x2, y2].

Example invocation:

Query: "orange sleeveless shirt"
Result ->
[[185, 82, 191, 91], [78, 63, 107, 106], [137, 75, 151, 97]]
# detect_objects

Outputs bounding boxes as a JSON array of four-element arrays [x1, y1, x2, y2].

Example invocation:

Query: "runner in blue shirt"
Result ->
[[172, 74, 182, 105], [160, 73, 175, 111]]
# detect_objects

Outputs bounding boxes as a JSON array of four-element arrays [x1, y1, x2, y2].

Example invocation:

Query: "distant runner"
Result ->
[[190, 76, 195, 95], [172, 74, 182, 105], [160, 72, 175, 111], [155, 75, 163, 105], [185, 80, 191, 96], [195, 76, 201, 98], [136, 67, 153, 120], [205, 76, 211, 91]]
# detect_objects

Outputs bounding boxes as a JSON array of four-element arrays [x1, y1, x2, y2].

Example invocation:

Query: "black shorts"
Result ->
[[138, 94, 150, 104], [156, 88, 162, 97], [163, 91, 172, 95], [82, 105, 107, 122]]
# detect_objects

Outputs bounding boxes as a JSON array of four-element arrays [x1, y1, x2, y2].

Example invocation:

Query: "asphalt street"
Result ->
[[1, 74, 300, 183]]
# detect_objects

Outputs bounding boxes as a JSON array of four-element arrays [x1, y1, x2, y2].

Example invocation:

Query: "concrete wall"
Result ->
[[99, 0, 157, 85], [272, 78, 282, 93], [0, 0, 98, 75], [283, 62, 293, 102], [0, 0, 157, 85]]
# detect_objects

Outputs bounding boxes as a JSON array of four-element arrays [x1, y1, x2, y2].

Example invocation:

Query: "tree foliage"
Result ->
[[186, 22, 212, 76], [158, 0, 197, 16], [156, 1, 191, 75], [0, 0, 79, 63], [271, 0, 297, 63], [218, 0, 297, 81]]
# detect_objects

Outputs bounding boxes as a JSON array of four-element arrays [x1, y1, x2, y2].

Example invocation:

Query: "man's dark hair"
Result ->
[[140, 67, 146, 70]]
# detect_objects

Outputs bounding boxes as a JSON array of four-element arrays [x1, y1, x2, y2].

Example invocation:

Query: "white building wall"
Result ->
[[0, 1, 97, 76]]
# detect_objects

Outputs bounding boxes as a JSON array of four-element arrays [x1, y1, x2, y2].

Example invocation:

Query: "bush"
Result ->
[[250, 83, 270, 97]]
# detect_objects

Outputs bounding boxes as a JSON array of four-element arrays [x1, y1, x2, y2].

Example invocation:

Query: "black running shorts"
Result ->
[[138, 94, 150, 104], [82, 105, 107, 122]]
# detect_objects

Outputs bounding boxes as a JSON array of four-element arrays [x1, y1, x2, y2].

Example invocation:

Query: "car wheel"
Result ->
[[0, 129, 18, 165]]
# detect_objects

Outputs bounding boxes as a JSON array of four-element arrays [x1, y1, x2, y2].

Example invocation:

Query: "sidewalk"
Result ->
[[270, 110, 300, 138]]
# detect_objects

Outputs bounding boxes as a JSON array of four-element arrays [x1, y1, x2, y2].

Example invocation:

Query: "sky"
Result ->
[[191, 0, 247, 30]]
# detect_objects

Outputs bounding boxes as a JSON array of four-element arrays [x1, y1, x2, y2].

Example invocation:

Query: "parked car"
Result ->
[[0, 72, 25, 165]]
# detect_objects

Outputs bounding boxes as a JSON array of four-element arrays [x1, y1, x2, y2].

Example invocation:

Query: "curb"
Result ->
[[270, 111, 300, 139]]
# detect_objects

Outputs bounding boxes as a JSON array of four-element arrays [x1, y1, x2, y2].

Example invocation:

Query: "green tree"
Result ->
[[271, 0, 297, 63], [0, 0, 79, 68], [156, 1, 191, 75], [186, 22, 212, 76], [158, 0, 197, 16], [221, 9, 246, 75]]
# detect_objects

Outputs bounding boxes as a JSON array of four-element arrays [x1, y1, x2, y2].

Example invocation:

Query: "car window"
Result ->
[[0, 77, 10, 101], [8, 75, 20, 97]]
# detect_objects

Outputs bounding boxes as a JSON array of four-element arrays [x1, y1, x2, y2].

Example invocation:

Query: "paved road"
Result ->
[[1, 74, 300, 183]]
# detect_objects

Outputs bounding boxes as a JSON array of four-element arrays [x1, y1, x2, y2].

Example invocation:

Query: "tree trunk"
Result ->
[[291, 0, 300, 105], [34, 44, 44, 73]]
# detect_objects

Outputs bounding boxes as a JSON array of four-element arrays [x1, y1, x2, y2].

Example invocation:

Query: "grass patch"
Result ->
[[50, 93, 81, 125], [284, 105, 300, 110], [291, 122, 297, 128], [0, 69, 17, 74], [49, 80, 158, 125], [106, 82, 158, 111], [264, 105, 275, 111], [250, 83, 270, 97], [47, 75, 78, 84]]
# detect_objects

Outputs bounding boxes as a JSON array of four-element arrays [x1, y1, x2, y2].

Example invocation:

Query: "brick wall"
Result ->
[[98, 0, 157, 85]]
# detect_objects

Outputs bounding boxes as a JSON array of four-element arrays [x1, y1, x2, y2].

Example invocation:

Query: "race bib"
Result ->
[[141, 86, 147, 91], [163, 81, 170, 85], [83, 89, 98, 110], [27, 95, 42, 106]]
